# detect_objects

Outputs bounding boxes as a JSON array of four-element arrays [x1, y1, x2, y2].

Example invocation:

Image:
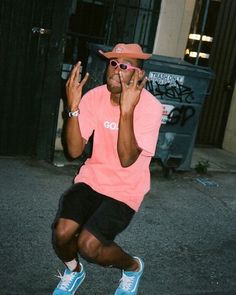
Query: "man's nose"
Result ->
[[113, 66, 120, 74]]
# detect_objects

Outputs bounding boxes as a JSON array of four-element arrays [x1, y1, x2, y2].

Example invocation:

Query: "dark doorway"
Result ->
[[184, 0, 236, 147], [0, 0, 71, 160]]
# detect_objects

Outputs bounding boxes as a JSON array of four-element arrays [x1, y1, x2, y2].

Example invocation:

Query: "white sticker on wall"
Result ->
[[162, 104, 175, 124]]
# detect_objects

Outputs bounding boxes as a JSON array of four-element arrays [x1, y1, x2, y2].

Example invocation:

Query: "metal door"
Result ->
[[196, 0, 236, 146], [0, 0, 70, 160]]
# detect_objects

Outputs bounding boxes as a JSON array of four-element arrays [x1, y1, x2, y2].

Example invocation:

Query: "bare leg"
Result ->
[[52, 218, 82, 270], [77, 229, 139, 271], [53, 219, 139, 272]]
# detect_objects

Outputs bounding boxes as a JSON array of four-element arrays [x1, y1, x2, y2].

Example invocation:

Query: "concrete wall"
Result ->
[[223, 82, 236, 153], [153, 0, 196, 58]]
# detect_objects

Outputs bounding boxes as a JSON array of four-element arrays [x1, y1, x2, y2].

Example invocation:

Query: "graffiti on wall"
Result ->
[[147, 71, 195, 103], [162, 104, 196, 126], [146, 71, 196, 126]]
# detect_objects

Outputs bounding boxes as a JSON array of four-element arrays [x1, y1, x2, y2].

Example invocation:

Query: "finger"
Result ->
[[69, 61, 80, 80], [138, 76, 148, 90], [79, 72, 89, 87], [132, 69, 140, 85], [137, 70, 145, 83], [67, 64, 79, 87], [72, 61, 82, 82], [119, 71, 126, 89]]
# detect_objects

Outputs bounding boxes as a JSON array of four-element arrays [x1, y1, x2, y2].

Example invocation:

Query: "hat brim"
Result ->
[[99, 50, 151, 60]]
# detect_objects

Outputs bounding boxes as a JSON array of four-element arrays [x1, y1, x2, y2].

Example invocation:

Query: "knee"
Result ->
[[52, 222, 74, 247], [77, 230, 101, 262]]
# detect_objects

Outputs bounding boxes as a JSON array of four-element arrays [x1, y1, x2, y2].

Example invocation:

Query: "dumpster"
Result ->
[[144, 55, 214, 173], [84, 43, 214, 173]]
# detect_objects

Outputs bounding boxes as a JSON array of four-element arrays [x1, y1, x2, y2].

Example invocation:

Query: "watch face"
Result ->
[[68, 110, 79, 117]]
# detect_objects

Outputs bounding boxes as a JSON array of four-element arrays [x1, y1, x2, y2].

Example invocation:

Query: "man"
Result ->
[[52, 43, 163, 295]]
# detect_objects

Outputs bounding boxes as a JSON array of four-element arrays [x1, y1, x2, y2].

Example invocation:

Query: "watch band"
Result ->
[[68, 109, 80, 117]]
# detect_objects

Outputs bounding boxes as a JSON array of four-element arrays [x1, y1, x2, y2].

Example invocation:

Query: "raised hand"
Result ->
[[66, 61, 89, 111], [119, 69, 148, 114]]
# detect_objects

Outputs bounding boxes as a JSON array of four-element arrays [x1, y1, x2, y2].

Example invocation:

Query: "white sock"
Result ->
[[65, 259, 78, 271]]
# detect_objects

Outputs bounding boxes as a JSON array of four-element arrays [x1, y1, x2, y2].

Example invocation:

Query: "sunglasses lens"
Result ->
[[119, 64, 128, 70], [110, 60, 117, 67], [110, 60, 129, 70]]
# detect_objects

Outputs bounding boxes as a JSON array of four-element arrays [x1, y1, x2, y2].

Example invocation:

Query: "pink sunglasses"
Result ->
[[109, 59, 140, 71]]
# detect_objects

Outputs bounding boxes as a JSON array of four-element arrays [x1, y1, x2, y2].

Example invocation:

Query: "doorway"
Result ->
[[0, 0, 71, 160], [184, 0, 236, 147]]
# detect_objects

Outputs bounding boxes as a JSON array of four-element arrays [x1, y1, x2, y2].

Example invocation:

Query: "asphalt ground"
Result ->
[[0, 156, 236, 295]]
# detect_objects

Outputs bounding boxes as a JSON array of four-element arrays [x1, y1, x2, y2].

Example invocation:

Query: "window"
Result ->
[[184, 0, 221, 67]]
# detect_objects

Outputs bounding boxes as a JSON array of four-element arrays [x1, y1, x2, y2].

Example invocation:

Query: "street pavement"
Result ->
[[0, 155, 236, 295]]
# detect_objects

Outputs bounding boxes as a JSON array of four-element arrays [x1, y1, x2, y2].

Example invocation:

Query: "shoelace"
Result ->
[[55, 269, 76, 291], [119, 274, 135, 291]]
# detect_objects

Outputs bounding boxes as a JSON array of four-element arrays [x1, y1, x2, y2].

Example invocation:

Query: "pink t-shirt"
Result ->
[[74, 85, 162, 211]]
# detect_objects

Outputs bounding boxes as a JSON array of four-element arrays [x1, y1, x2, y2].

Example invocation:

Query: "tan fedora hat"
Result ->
[[99, 43, 151, 60]]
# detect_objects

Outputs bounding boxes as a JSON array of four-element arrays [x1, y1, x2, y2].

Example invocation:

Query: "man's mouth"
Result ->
[[109, 76, 121, 87]]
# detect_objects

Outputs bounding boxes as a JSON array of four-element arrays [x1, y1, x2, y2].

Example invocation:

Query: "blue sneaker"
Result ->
[[53, 263, 85, 295], [114, 257, 144, 295]]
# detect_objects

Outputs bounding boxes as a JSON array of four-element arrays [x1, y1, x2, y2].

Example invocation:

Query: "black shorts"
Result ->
[[54, 182, 135, 245]]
